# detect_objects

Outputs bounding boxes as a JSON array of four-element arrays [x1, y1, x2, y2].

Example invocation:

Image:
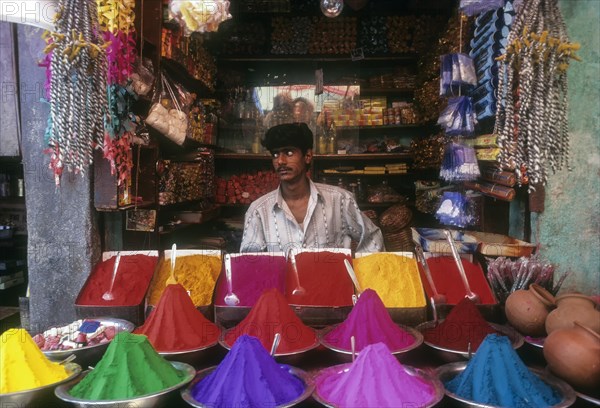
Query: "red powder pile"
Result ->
[[285, 251, 354, 306], [134, 284, 220, 352], [214, 254, 286, 307], [224, 288, 318, 354], [419, 256, 496, 304], [422, 297, 498, 352], [77, 255, 157, 306], [324, 289, 415, 352]]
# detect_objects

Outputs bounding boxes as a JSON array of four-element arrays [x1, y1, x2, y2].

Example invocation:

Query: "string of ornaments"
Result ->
[[42, 0, 108, 185], [494, 0, 580, 191]]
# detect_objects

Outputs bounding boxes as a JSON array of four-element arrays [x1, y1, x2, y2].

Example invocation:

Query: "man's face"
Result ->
[[271, 146, 312, 183]]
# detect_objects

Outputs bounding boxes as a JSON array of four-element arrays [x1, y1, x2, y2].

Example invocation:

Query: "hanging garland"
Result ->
[[494, 0, 580, 189], [43, 0, 108, 185]]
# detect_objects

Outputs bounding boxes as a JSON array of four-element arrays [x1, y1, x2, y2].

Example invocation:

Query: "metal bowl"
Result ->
[[54, 361, 195, 408], [317, 324, 424, 363], [0, 362, 81, 406], [180, 364, 314, 408], [416, 321, 524, 362], [158, 339, 220, 367], [436, 361, 576, 408], [40, 317, 135, 368], [312, 363, 444, 408], [218, 327, 320, 358]]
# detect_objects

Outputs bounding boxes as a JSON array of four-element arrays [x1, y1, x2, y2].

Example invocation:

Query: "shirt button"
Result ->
[[303, 243, 307, 248]]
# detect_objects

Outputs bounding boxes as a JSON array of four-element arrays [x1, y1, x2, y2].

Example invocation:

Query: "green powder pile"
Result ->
[[69, 332, 184, 400]]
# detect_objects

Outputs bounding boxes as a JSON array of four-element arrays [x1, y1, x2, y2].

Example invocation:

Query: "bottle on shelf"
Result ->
[[327, 122, 337, 154], [356, 178, 366, 202]]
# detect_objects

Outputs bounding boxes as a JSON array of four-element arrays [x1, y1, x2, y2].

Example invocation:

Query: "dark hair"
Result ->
[[262, 122, 314, 154]]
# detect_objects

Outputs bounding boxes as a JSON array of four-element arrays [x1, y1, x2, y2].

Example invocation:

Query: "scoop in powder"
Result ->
[[316, 342, 438, 407], [323, 288, 416, 351], [191, 335, 305, 407]]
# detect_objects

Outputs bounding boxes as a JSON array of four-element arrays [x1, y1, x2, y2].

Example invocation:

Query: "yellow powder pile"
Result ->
[[1, 328, 69, 393], [148, 254, 221, 306], [353, 253, 426, 308]]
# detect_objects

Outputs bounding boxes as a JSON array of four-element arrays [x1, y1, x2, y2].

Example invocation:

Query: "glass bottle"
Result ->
[[327, 123, 337, 154], [356, 178, 366, 202], [317, 126, 327, 154]]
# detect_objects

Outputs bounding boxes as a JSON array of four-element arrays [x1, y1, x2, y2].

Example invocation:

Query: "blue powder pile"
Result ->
[[445, 334, 561, 407], [191, 335, 305, 407]]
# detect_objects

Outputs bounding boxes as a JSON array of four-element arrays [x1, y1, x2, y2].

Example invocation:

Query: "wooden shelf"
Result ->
[[315, 153, 413, 161], [215, 153, 272, 160], [360, 88, 415, 96], [336, 124, 422, 131], [217, 54, 418, 63]]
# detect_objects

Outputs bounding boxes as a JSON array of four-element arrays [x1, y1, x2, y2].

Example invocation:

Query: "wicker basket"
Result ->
[[379, 204, 413, 233], [383, 227, 414, 252]]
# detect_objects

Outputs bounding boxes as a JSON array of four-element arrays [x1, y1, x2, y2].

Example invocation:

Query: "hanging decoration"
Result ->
[[437, 96, 478, 137], [435, 191, 477, 228], [42, 0, 108, 185], [439, 53, 477, 96], [320, 0, 344, 18], [169, 0, 232, 35], [439, 141, 481, 182], [96, 0, 138, 191], [460, 0, 505, 17], [494, 0, 580, 190]]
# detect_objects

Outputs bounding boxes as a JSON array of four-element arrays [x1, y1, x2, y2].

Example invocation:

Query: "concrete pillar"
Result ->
[[17, 25, 100, 333]]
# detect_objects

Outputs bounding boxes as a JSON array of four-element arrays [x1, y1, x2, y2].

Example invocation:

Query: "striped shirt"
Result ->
[[240, 180, 385, 253]]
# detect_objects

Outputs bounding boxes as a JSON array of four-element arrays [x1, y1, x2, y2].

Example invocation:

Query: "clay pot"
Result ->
[[545, 293, 600, 335], [504, 283, 556, 337], [544, 321, 600, 390]]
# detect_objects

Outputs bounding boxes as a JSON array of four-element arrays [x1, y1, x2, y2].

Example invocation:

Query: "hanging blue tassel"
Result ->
[[439, 141, 481, 182], [436, 191, 477, 228], [460, 0, 505, 17], [440, 54, 477, 96], [437, 96, 478, 136]]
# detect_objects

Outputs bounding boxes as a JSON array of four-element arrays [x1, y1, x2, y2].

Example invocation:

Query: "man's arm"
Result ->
[[240, 208, 267, 252], [344, 198, 385, 253]]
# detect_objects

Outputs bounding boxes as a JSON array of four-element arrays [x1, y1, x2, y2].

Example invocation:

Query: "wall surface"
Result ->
[[0, 22, 20, 156], [535, 1, 600, 294]]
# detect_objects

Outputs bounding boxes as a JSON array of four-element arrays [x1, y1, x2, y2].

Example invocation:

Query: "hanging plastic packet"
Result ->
[[439, 141, 481, 182], [460, 0, 505, 16], [169, 0, 232, 35], [435, 191, 475, 228], [440, 54, 477, 96], [130, 57, 155, 97], [145, 73, 190, 145], [437, 96, 477, 136]]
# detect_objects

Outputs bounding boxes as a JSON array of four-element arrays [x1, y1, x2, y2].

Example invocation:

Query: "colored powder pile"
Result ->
[[224, 288, 317, 353], [0, 328, 69, 393], [134, 284, 220, 352], [214, 254, 286, 307], [324, 289, 415, 351], [192, 335, 305, 406], [420, 256, 496, 304], [445, 334, 561, 406], [77, 254, 157, 306], [69, 332, 184, 400], [148, 254, 221, 306], [354, 253, 426, 307], [285, 251, 354, 306], [316, 342, 436, 407], [422, 297, 498, 352]]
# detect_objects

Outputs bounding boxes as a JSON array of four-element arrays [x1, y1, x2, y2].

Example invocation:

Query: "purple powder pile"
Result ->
[[191, 335, 305, 406]]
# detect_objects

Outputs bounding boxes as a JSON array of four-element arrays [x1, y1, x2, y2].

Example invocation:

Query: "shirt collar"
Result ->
[[273, 178, 322, 210]]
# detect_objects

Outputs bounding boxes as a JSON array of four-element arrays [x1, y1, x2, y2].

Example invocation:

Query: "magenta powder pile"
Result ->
[[316, 342, 437, 407], [324, 289, 415, 351], [214, 254, 286, 307]]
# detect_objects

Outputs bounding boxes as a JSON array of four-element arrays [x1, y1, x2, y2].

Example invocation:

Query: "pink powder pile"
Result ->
[[316, 342, 437, 407], [323, 289, 415, 351], [214, 254, 286, 307]]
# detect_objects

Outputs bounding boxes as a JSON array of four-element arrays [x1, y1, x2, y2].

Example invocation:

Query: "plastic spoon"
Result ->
[[223, 254, 240, 306], [344, 259, 363, 296], [287, 248, 306, 296], [166, 243, 177, 286], [444, 229, 480, 303], [414, 244, 447, 304], [270, 332, 281, 357], [102, 253, 121, 301], [59, 354, 77, 365], [350, 335, 356, 362]]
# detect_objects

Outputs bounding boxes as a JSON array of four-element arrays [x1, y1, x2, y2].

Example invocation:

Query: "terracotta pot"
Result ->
[[504, 283, 555, 337], [544, 321, 600, 390], [545, 293, 600, 335]]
